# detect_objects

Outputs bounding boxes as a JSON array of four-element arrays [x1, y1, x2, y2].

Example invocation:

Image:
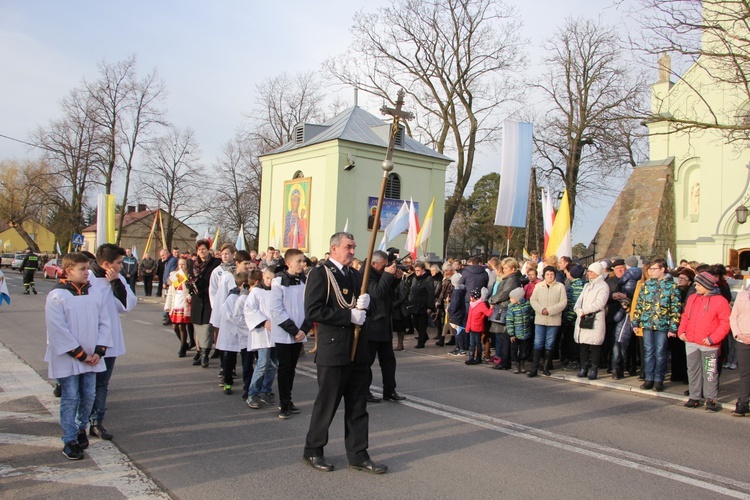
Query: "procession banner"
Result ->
[[494, 121, 533, 227]]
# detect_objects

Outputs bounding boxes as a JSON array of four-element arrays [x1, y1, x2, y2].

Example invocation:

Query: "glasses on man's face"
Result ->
[[649, 266, 662, 271], [677, 276, 690, 281]]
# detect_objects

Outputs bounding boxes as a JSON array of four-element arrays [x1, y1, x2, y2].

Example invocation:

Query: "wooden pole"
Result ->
[[351, 89, 413, 361]]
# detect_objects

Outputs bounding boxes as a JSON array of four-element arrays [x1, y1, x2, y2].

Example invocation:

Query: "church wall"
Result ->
[[649, 54, 750, 267]]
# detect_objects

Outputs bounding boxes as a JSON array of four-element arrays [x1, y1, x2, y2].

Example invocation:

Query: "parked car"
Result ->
[[0, 253, 14, 268], [11, 254, 26, 271], [43, 259, 66, 280]]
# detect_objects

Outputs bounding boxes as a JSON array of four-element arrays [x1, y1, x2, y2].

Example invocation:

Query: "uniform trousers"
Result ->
[[304, 362, 370, 464]]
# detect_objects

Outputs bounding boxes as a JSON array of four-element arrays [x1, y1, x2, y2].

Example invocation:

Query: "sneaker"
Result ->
[[449, 349, 461, 356], [728, 363, 738, 370], [223, 385, 232, 395], [259, 392, 275, 405], [247, 395, 262, 409], [77, 430, 89, 449], [241, 391, 248, 401], [705, 399, 720, 412], [89, 423, 113, 440], [288, 402, 301, 414], [460, 351, 468, 356], [62, 441, 84, 460], [279, 404, 291, 420], [684, 399, 700, 408], [52, 384, 61, 398]]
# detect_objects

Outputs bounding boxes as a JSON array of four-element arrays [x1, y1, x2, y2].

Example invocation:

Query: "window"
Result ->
[[385, 173, 401, 199]]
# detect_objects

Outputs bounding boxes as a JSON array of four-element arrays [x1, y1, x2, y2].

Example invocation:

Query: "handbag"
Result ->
[[579, 313, 596, 330], [490, 305, 507, 325]]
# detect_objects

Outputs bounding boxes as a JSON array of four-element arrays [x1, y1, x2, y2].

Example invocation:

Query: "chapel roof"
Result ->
[[264, 106, 453, 162]]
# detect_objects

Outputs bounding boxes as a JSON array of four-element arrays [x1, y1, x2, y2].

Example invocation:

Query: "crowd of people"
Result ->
[[44, 239, 750, 465]]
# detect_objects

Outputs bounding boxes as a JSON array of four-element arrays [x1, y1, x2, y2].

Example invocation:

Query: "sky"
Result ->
[[0, 0, 642, 246]]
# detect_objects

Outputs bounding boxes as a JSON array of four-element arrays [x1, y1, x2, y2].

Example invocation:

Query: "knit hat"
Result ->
[[450, 273, 461, 287], [588, 262, 604, 276], [600, 260, 611, 271], [694, 272, 718, 290], [470, 288, 483, 299], [625, 256, 639, 268], [611, 258, 626, 268], [569, 265, 585, 279], [509, 287, 525, 302]]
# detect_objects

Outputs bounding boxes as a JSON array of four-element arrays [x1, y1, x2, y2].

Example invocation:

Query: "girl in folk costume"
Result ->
[[244, 267, 279, 410], [164, 258, 192, 358]]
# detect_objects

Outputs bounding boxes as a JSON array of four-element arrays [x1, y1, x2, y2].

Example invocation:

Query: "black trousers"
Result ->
[[668, 336, 688, 382], [512, 337, 531, 362], [368, 340, 397, 394], [304, 362, 370, 464], [23, 269, 35, 286], [156, 276, 164, 297], [275, 342, 302, 403], [560, 322, 578, 362], [580, 343, 602, 368], [412, 313, 429, 346], [142, 275, 153, 296]]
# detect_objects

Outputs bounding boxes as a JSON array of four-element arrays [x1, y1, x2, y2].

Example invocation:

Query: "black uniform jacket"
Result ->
[[305, 260, 368, 366]]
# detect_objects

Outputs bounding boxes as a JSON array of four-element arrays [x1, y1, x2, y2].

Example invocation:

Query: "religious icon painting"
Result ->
[[282, 177, 311, 252]]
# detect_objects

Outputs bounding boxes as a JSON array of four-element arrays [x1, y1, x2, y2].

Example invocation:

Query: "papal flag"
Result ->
[[541, 188, 555, 257], [269, 222, 278, 249], [494, 121, 533, 228], [96, 194, 116, 248], [415, 197, 434, 251], [546, 190, 572, 259]]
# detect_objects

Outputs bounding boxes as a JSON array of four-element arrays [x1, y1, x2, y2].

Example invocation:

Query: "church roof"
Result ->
[[264, 106, 453, 162]]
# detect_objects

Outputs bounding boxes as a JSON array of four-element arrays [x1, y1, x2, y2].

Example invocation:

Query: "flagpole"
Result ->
[[351, 89, 413, 362]]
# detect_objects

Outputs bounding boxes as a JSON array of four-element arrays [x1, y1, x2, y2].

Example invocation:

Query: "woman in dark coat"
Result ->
[[189, 240, 221, 367], [488, 257, 523, 370]]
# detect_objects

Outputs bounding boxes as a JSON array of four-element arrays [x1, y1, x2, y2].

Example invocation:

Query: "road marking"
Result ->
[[296, 365, 750, 499], [132, 319, 152, 325], [0, 342, 170, 498]]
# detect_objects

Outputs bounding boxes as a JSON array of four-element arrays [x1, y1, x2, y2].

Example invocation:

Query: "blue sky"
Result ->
[[0, 0, 641, 245]]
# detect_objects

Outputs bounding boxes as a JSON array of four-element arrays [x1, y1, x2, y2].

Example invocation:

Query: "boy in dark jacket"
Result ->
[[505, 287, 533, 373]]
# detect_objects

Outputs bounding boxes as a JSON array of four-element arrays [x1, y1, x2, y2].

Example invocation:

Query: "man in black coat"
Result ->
[[459, 255, 489, 323], [190, 240, 221, 367], [408, 261, 436, 348], [303, 232, 387, 474], [365, 250, 406, 403]]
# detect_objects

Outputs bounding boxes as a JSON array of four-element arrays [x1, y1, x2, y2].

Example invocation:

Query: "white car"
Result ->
[[11, 254, 26, 271], [0, 253, 14, 268]]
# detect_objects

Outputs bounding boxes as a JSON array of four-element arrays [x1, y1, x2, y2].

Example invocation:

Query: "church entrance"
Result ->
[[739, 248, 750, 272]]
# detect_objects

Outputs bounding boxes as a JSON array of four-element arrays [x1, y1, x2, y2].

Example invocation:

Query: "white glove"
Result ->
[[356, 293, 370, 310], [351, 309, 367, 325]]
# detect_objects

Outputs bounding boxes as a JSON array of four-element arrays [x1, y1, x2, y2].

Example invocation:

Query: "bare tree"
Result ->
[[140, 127, 202, 249], [532, 17, 647, 224], [326, 0, 526, 252], [209, 132, 262, 248], [34, 88, 101, 236], [0, 159, 56, 251], [85, 55, 167, 244], [630, 0, 750, 144], [249, 71, 326, 152]]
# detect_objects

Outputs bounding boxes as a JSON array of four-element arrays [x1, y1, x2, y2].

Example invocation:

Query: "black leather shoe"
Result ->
[[367, 393, 382, 403], [349, 459, 388, 474], [304, 456, 334, 472], [382, 392, 406, 402]]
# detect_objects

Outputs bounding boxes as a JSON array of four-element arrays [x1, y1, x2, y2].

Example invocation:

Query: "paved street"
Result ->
[[0, 271, 748, 499]]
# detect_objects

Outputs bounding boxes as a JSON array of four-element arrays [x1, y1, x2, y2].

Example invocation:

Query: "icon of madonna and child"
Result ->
[[282, 178, 311, 251]]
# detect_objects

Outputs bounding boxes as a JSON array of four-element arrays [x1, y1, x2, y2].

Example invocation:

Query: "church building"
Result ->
[[258, 104, 452, 259]]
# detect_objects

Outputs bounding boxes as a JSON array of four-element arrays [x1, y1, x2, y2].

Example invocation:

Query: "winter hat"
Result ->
[[569, 265, 585, 279], [600, 260, 611, 272], [509, 287, 525, 302], [694, 272, 718, 290], [611, 258, 626, 268], [588, 262, 604, 276], [450, 273, 461, 287], [470, 288, 483, 299], [625, 256, 639, 268], [676, 267, 695, 282]]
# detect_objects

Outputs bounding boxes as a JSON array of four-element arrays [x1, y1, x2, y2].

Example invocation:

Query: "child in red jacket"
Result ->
[[465, 288, 492, 365], [677, 272, 731, 412]]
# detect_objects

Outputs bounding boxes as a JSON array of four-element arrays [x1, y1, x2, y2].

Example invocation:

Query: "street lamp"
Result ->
[[736, 205, 748, 224]]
